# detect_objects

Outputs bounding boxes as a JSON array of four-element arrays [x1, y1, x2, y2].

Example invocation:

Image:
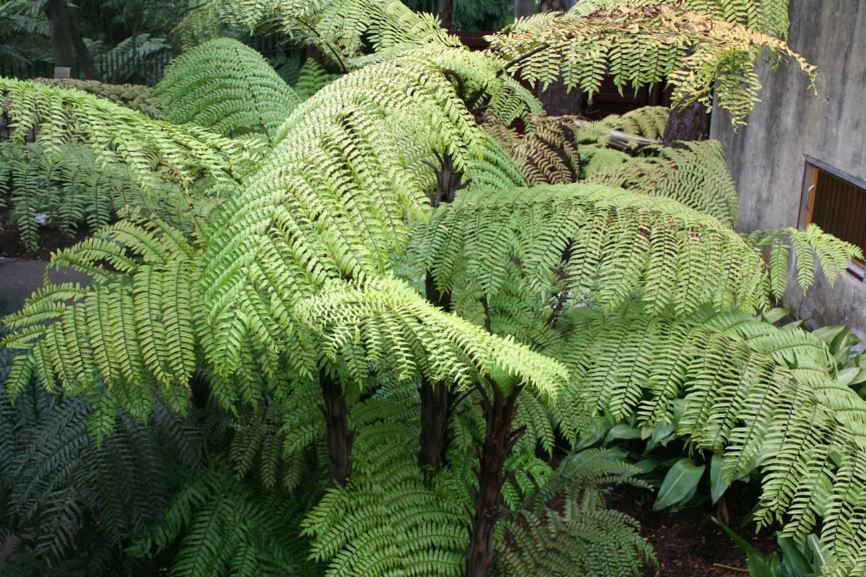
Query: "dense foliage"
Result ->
[[2, 1, 865, 577]]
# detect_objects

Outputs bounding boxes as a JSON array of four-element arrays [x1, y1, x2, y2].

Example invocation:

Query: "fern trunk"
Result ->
[[465, 384, 523, 577], [663, 101, 710, 145], [419, 154, 462, 471], [419, 377, 452, 471], [321, 374, 353, 485]]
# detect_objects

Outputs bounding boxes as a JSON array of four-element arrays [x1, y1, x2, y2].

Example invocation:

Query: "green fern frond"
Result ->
[[0, 77, 261, 192], [0, 142, 190, 250], [489, 1, 814, 124], [133, 464, 318, 577], [295, 277, 568, 397], [156, 38, 300, 140], [589, 140, 740, 227], [412, 183, 767, 315], [574, 0, 791, 37], [555, 305, 866, 575], [747, 225, 863, 298]]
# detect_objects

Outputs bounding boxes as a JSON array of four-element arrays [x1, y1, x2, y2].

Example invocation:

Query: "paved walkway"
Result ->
[[0, 258, 89, 315]]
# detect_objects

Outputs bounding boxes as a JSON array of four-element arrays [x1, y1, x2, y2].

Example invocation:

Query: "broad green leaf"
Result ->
[[762, 308, 789, 324], [778, 535, 815, 577], [837, 367, 861, 386], [653, 458, 704, 511], [710, 454, 730, 504], [604, 424, 641, 444]]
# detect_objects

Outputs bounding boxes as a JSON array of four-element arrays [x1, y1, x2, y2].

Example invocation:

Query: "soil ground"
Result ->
[[612, 485, 778, 577]]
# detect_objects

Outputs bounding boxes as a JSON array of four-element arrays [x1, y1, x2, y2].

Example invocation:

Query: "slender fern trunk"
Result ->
[[464, 384, 523, 577], [44, 0, 101, 80], [321, 374, 353, 485], [663, 101, 710, 145], [419, 153, 463, 472], [438, 0, 454, 29]]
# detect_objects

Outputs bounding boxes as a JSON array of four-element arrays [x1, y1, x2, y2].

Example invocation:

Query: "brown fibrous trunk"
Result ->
[[321, 374, 353, 486], [464, 384, 524, 577]]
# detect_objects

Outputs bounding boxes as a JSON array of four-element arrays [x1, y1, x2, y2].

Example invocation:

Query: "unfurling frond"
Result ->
[[0, 77, 261, 191], [412, 183, 767, 315], [156, 38, 300, 140], [558, 306, 866, 575], [488, 1, 815, 124]]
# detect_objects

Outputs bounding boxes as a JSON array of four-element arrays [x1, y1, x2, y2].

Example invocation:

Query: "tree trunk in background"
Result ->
[[45, 0, 75, 76], [464, 385, 523, 577], [663, 101, 710, 145], [536, 0, 583, 116], [438, 0, 454, 29], [45, 0, 101, 80], [419, 153, 462, 473], [515, 0, 536, 19], [321, 374, 353, 486]]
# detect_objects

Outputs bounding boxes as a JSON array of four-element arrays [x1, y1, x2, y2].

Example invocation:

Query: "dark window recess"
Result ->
[[802, 162, 866, 271]]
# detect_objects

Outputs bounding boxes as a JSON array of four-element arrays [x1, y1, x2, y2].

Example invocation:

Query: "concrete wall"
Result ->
[[711, 0, 866, 330]]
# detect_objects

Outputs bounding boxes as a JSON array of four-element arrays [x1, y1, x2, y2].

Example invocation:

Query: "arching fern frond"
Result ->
[[556, 305, 866, 576], [746, 225, 864, 299], [498, 449, 655, 577], [32, 78, 162, 118], [132, 464, 318, 577], [0, 142, 190, 249], [572, 0, 791, 38], [295, 277, 568, 397], [0, 372, 198, 566], [589, 140, 740, 227], [0, 77, 261, 192], [412, 183, 767, 315], [200, 53, 488, 377], [488, 1, 815, 125], [0, 220, 205, 436], [156, 38, 300, 141]]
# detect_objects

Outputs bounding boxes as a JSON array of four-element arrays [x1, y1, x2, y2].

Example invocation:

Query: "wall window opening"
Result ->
[[800, 159, 866, 279]]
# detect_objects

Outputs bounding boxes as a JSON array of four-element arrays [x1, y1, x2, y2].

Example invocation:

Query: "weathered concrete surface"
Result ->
[[711, 0, 866, 329], [0, 258, 89, 315]]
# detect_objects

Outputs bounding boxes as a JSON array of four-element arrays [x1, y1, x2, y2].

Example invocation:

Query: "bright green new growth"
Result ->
[[155, 38, 301, 140]]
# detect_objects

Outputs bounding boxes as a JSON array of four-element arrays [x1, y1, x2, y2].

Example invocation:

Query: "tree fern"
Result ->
[[489, 0, 814, 124], [0, 142, 190, 249], [155, 38, 301, 141], [0, 77, 261, 193], [411, 183, 769, 315], [131, 464, 319, 577]]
